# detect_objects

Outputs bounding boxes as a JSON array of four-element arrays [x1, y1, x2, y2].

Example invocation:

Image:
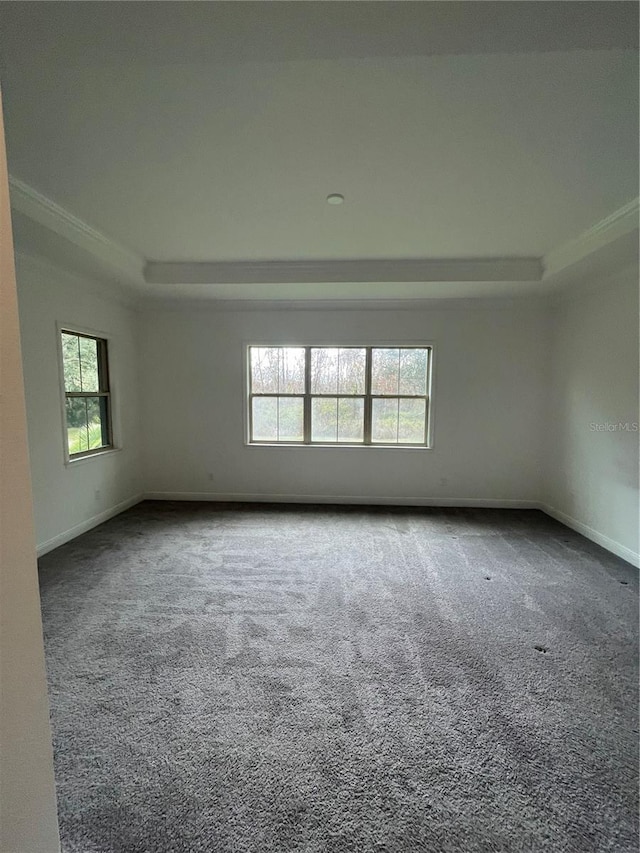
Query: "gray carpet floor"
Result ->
[[38, 502, 638, 853]]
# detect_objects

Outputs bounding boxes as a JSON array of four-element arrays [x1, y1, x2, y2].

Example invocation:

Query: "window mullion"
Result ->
[[364, 347, 372, 445], [84, 398, 90, 451], [303, 347, 311, 444], [424, 396, 429, 445], [77, 335, 83, 392]]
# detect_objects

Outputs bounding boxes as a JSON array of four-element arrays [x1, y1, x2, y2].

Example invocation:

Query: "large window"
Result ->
[[248, 346, 432, 446], [60, 330, 113, 459]]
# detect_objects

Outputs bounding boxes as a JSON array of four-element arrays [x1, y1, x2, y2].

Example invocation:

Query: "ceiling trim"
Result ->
[[144, 257, 543, 285], [543, 196, 639, 280], [143, 295, 545, 313], [8, 175, 145, 287], [8, 175, 636, 296]]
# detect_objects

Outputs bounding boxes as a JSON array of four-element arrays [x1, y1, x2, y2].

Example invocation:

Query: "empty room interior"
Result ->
[[0, 2, 638, 852]]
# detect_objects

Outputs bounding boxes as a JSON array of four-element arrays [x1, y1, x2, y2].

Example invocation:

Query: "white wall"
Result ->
[[13, 253, 638, 564], [140, 300, 547, 505], [545, 264, 640, 565], [15, 253, 143, 554], [0, 89, 60, 853]]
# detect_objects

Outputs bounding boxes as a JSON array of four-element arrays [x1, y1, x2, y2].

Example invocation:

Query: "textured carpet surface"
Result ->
[[38, 502, 638, 853]]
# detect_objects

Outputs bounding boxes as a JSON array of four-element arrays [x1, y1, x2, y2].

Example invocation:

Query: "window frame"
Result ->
[[246, 344, 433, 448], [58, 325, 116, 463]]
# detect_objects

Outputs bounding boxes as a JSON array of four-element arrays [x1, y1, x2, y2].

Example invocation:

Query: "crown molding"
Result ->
[[543, 197, 639, 280], [9, 175, 145, 288], [144, 257, 543, 285]]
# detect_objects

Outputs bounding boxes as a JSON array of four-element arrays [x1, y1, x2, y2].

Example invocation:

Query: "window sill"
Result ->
[[246, 442, 432, 450], [65, 446, 122, 466]]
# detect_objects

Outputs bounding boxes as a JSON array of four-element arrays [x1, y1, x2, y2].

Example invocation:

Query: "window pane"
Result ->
[[338, 348, 366, 394], [398, 399, 426, 443], [399, 349, 428, 396], [250, 347, 280, 393], [251, 347, 305, 394], [371, 348, 400, 395], [78, 336, 100, 392], [311, 348, 339, 394], [66, 397, 110, 454], [371, 398, 399, 443], [279, 348, 305, 394], [61, 333, 82, 392], [252, 397, 278, 441], [66, 397, 89, 454], [311, 397, 338, 441], [337, 398, 364, 443], [85, 397, 109, 450], [277, 397, 304, 442]]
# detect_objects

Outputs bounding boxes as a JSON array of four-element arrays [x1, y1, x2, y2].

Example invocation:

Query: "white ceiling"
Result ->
[[0, 1, 637, 298]]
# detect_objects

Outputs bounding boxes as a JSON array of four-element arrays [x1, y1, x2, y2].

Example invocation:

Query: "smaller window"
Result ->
[[61, 330, 113, 459]]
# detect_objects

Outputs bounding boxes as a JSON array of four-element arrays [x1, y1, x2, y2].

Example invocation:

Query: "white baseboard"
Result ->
[[539, 503, 639, 568], [143, 490, 539, 509], [36, 491, 638, 569], [36, 493, 144, 557]]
